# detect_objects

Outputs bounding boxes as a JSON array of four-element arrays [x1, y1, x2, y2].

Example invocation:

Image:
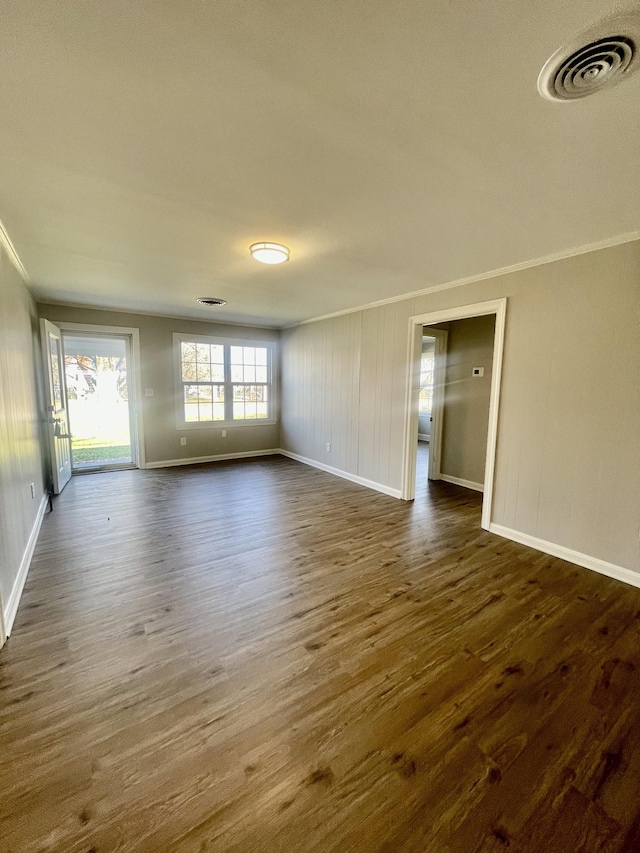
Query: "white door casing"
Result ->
[[401, 298, 507, 531], [41, 319, 72, 494]]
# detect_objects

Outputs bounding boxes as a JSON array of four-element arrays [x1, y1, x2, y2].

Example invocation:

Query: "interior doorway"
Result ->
[[402, 299, 507, 530], [415, 327, 448, 485], [62, 332, 137, 472]]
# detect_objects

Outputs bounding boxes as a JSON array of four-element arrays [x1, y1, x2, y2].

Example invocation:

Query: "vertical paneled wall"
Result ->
[[281, 241, 640, 573], [281, 311, 362, 476], [0, 246, 46, 628]]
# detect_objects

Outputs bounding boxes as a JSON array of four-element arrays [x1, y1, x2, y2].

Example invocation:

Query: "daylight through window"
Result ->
[[418, 351, 435, 414], [177, 338, 273, 425]]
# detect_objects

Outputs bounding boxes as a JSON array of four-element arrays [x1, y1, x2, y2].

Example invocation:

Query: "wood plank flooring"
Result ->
[[2, 450, 640, 852]]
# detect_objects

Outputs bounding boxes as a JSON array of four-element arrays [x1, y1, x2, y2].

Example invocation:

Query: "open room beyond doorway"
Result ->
[[402, 299, 506, 529], [416, 315, 496, 495]]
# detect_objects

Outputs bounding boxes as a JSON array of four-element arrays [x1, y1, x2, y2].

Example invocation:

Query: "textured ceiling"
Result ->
[[1, 0, 639, 327]]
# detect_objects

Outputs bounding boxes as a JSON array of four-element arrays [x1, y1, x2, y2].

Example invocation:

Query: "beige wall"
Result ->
[[440, 315, 495, 485], [281, 241, 640, 573], [38, 305, 280, 465], [0, 246, 47, 636]]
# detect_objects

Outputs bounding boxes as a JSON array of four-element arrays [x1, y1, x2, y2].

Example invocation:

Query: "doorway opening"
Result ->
[[402, 299, 507, 530], [415, 327, 448, 486], [62, 332, 137, 472]]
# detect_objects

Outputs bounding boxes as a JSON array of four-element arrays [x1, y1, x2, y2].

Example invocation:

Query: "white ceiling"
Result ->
[[1, 0, 639, 328]]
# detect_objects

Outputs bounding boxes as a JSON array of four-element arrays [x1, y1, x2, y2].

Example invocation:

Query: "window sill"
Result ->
[[177, 419, 277, 431]]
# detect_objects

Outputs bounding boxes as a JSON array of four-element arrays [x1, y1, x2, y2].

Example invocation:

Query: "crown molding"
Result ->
[[0, 219, 29, 282], [287, 230, 640, 329]]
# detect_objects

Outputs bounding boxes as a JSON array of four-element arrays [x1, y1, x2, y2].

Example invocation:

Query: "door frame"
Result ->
[[55, 322, 146, 470], [401, 298, 507, 530]]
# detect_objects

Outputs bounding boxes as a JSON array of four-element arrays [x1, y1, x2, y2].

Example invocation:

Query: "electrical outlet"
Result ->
[[221, 430, 227, 437], [472, 367, 484, 377], [145, 388, 154, 397], [180, 436, 187, 446], [30, 483, 35, 499], [325, 442, 331, 452]]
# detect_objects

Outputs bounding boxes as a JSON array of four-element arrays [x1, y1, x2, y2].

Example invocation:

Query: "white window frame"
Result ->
[[173, 333, 278, 430]]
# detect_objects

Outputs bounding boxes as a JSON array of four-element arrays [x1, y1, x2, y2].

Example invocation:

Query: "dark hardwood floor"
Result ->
[[2, 449, 640, 852]]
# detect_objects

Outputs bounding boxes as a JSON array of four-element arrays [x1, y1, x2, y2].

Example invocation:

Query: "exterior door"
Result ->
[[41, 319, 72, 494]]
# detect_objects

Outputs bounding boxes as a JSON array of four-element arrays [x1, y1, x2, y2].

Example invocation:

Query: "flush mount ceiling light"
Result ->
[[249, 242, 290, 265], [538, 12, 640, 101], [197, 297, 227, 307]]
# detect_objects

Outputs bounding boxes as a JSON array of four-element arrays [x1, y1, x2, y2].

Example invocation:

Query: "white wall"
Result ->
[[281, 241, 640, 574], [0, 245, 47, 643]]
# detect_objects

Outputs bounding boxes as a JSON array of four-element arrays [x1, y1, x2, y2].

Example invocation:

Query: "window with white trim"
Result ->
[[174, 335, 275, 426], [418, 350, 435, 413]]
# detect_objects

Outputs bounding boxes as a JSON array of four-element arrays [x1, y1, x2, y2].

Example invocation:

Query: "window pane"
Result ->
[[184, 383, 224, 421], [243, 403, 258, 419], [181, 341, 196, 362], [212, 363, 224, 382], [244, 365, 256, 382], [196, 363, 212, 382], [232, 385, 268, 418], [196, 343, 210, 362], [255, 348, 267, 366], [49, 334, 63, 410], [232, 385, 266, 402], [243, 347, 256, 365], [182, 361, 197, 381], [184, 385, 199, 422], [211, 344, 224, 364], [231, 365, 243, 382], [256, 366, 268, 383], [230, 346, 243, 364], [419, 352, 435, 413], [198, 402, 213, 421]]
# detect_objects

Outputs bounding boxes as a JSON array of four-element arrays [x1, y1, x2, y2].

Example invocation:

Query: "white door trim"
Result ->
[[401, 298, 507, 531], [53, 322, 146, 469]]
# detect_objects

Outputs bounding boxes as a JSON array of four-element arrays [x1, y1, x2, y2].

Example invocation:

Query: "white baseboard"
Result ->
[[418, 434, 430, 442], [2, 493, 48, 643], [278, 449, 402, 499], [440, 474, 484, 492], [144, 449, 280, 469], [489, 523, 640, 590]]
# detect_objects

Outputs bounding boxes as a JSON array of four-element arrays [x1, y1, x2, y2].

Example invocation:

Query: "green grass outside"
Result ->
[[71, 437, 131, 463]]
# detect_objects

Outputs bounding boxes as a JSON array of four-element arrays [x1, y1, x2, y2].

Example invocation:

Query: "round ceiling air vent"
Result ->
[[538, 14, 640, 101], [197, 297, 227, 307]]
